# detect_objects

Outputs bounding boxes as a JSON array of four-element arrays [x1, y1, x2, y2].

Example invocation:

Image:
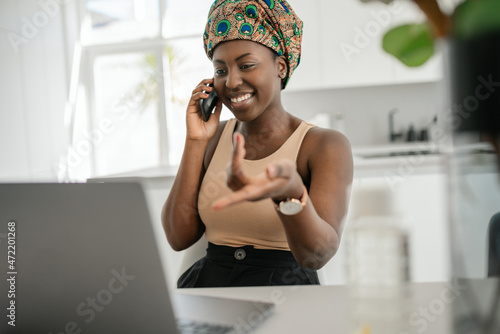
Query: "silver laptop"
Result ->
[[0, 182, 274, 334]]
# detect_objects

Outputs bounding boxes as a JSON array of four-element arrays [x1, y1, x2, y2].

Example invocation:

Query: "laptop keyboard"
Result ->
[[177, 319, 235, 334]]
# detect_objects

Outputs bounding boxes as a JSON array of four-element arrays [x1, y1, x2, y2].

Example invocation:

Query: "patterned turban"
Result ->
[[203, 0, 303, 89]]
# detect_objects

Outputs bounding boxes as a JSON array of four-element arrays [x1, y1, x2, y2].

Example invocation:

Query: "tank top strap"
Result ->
[[240, 120, 316, 166], [210, 119, 238, 164], [278, 121, 316, 162], [211, 119, 315, 168], [222, 118, 238, 143]]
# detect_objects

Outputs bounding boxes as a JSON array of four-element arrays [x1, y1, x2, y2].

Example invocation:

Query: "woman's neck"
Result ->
[[234, 109, 302, 161], [236, 108, 297, 139]]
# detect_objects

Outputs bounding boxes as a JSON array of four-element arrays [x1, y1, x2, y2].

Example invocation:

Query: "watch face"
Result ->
[[280, 200, 303, 215]]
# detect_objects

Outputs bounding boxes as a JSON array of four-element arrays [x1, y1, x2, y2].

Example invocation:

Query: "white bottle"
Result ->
[[345, 182, 411, 334]]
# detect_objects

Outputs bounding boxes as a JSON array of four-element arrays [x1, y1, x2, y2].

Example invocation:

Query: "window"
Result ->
[[92, 52, 161, 175], [67, 0, 227, 180], [83, 0, 160, 44]]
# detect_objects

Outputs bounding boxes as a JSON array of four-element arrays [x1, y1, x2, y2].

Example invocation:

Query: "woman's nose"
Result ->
[[225, 70, 243, 89]]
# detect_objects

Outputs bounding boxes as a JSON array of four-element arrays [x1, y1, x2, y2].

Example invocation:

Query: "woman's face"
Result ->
[[212, 40, 286, 122]]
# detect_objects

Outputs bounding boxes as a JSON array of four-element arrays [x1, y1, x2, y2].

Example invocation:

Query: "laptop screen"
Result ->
[[0, 183, 178, 334]]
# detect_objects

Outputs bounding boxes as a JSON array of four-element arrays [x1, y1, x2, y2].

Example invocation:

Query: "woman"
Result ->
[[161, 0, 353, 288]]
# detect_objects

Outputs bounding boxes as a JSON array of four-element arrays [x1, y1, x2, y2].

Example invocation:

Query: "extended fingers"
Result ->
[[227, 133, 248, 189], [213, 177, 287, 211], [266, 159, 295, 179], [232, 133, 246, 163], [215, 158, 300, 211], [212, 188, 253, 211]]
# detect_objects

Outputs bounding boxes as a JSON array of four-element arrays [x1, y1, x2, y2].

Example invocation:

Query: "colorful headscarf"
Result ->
[[203, 0, 303, 89]]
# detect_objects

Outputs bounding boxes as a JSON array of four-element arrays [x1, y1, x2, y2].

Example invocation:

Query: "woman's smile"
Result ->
[[228, 92, 254, 109], [212, 40, 287, 120]]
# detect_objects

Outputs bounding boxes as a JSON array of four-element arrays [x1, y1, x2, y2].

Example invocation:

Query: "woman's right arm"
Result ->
[[161, 78, 222, 251]]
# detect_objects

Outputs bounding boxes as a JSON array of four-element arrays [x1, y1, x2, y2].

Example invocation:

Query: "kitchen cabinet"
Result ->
[[286, 0, 323, 90], [320, 170, 451, 285], [287, 0, 442, 91], [318, 0, 394, 88]]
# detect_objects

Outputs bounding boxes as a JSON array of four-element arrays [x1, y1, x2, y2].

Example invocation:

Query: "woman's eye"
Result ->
[[241, 64, 254, 70], [214, 69, 226, 76]]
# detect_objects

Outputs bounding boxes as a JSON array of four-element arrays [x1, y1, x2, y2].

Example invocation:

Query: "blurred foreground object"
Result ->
[[346, 183, 411, 334]]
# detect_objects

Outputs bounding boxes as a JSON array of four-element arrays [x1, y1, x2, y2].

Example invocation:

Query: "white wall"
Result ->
[[0, 0, 78, 182]]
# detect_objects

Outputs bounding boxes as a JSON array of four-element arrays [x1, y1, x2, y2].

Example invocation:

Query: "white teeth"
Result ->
[[231, 93, 251, 104]]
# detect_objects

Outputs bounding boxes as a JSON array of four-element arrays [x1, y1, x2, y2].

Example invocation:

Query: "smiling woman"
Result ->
[[161, 0, 353, 288], [211, 41, 284, 123]]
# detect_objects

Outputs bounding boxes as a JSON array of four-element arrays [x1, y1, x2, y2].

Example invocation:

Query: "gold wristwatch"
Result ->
[[275, 186, 308, 216]]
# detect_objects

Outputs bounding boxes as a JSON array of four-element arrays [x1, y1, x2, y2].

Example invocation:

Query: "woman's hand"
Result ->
[[213, 132, 305, 210], [186, 78, 223, 141]]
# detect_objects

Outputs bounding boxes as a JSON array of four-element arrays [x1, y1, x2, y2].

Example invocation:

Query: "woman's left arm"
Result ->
[[213, 129, 353, 270], [278, 128, 353, 269]]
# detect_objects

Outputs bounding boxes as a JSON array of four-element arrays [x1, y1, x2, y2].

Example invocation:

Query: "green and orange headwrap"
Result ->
[[203, 0, 303, 89]]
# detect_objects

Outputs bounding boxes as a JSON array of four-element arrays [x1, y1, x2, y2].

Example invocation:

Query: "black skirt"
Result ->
[[177, 242, 320, 288]]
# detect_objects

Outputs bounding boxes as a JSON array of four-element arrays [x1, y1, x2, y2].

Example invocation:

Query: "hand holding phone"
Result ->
[[199, 83, 219, 122]]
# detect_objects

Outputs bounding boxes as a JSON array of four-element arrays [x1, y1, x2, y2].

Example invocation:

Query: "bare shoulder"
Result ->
[[301, 126, 352, 163], [204, 120, 229, 170], [297, 126, 353, 184], [306, 127, 350, 151]]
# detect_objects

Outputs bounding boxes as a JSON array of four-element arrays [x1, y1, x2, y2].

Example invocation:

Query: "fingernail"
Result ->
[[267, 165, 276, 177], [212, 201, 223, 211]]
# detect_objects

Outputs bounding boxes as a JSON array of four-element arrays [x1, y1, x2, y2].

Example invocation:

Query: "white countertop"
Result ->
[[173, 278, 500, 334], [351, 142, 446, 177]]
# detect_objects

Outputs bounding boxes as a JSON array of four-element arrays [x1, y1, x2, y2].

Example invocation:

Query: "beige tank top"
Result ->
[[197, 118, 315, 250]]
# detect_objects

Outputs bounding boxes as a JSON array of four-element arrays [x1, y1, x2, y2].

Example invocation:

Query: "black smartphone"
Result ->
[[199, 83, 219, 122]]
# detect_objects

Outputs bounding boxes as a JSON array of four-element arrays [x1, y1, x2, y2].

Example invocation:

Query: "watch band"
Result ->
[[275, 186, 308, 215]]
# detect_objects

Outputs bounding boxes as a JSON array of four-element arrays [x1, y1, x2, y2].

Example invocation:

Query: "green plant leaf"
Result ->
[[453, 0, 500, 39], [382, 23, 435, 67]]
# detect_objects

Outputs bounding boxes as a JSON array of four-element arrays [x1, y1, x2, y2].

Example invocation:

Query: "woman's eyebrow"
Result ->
[[235, 53, 252, 61], [214, 53, 253, 64]]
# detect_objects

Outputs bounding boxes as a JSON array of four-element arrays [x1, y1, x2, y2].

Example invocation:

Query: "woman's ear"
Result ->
[[277, 56, 287, 79], [276, 56, 288, 89]]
